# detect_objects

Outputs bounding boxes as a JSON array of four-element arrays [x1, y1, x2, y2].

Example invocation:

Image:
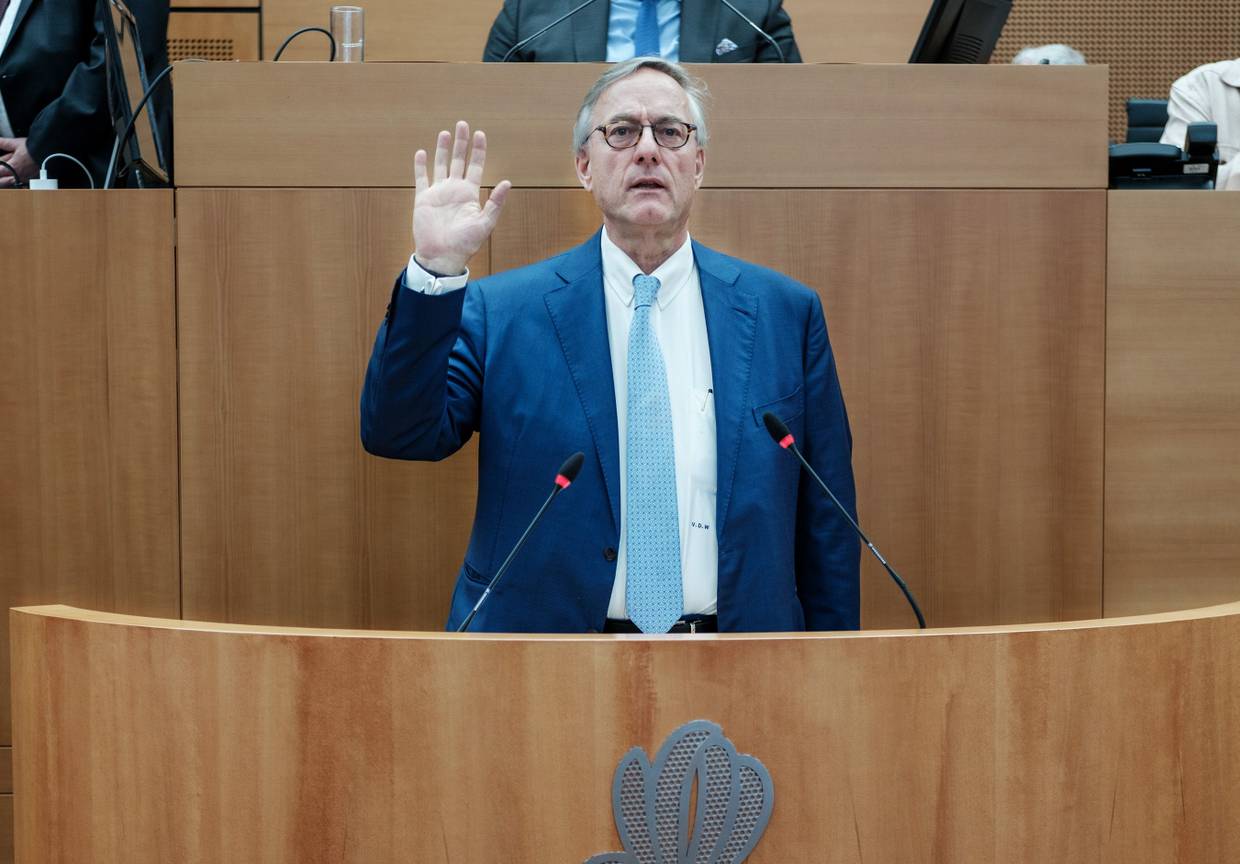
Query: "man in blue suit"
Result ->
[[361, 58, 858, 633]]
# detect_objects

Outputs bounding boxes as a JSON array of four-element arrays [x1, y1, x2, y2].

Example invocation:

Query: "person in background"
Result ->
[[483, 0, 801, 63], [1011, 43, 1086, 65], [1160, 58, 1239, 191], [0, 0, 111, 187]]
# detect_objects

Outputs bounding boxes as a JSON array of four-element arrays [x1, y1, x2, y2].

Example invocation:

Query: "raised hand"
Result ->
[[412, 120, 511, 276]]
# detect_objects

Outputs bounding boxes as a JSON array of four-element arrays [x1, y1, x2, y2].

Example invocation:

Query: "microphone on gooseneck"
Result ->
[[718, 0, 787, 63], [500, 0, 605, 62], [762, 413, 926, 628], [456, 452, 586, 632]]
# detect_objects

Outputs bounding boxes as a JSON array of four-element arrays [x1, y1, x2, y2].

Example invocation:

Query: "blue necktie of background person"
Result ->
[[633, 0, 661, 58], [626, 274, 682, 633]]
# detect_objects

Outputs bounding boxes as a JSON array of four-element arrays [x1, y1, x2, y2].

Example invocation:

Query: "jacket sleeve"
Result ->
[[482, 0, 520, 61], [360, 273, 486, 461], [24, 9, 112, 184], [1159, 76, 1208, 151], [758, 0, 802, 63], [794, 292, 860, 630]]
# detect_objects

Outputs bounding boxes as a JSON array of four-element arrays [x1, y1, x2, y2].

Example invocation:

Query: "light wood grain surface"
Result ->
[[492, 188, 1107, 627], [176, 189, 486, 630], [173, 62, 1108, 189], [13, 603, 1240, 862], [1106, 191, 1240, 616], [0, 192, 181, 746], [259, 0, 928, 63], [167, 12, 262, 61]]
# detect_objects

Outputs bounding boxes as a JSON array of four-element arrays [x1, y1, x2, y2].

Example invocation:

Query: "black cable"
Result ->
[[273, 26, 337, 62], [0, 159, 22, 188], [105, 58, 206, 190]]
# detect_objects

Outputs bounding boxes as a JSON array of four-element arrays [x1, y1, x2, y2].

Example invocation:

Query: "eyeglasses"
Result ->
[[592, 121, 698, 150]]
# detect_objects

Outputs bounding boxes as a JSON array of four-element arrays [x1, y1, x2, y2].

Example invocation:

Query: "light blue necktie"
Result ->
[[626, 274, 682, 633], [633, 0, 661, 58]]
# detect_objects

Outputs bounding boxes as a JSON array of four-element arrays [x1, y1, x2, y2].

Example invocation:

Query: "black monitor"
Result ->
[[909, 0, 1013, 64], [101, 0, 169, 186]]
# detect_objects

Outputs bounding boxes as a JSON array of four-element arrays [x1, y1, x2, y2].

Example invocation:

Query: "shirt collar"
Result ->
[[1222, 59, 1240, 88], [601, 227, 694, 310]]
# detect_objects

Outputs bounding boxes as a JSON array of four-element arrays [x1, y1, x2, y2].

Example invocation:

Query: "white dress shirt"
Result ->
[[404, 228, 719, 619], [1161, 58, 1240, 191], [605, 0, 682, 62], [599, 228, 717, 618], [0, 0, 21, 139]]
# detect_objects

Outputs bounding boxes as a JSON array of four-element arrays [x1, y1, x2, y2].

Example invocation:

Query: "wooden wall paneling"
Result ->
[[993, 0, 1240, 142], [262, 0, 499, 62], [491, 188, 1106, 627], [258, 0, 929, 63], [167, 11, 261, 63], [783, 0, 928, 63], [176, 188, 485, 630], [173, 0, 256, 7], [1106, 191, 1240, 617], [14, 604, 1240, 862], [173, 62, 1107, 189], [0, 795, 9, 864], [0, 191, 180, 745]]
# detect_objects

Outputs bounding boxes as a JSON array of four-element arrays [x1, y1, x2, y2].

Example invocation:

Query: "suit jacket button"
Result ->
[[603, 546, 617, 562]]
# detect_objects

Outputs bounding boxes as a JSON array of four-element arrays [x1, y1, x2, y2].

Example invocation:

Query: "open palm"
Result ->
[[412, 121, 511, 276]]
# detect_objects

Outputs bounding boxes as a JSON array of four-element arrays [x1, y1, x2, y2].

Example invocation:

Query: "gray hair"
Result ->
[[572, 58, 711, 155], [1011, 44, 1086, 65]]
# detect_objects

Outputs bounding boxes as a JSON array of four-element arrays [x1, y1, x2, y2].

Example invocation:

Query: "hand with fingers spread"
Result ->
[[412, 120, 512, 277]]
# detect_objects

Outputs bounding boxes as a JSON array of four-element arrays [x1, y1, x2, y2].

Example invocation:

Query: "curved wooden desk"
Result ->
[[12, 604, 1240, 862]]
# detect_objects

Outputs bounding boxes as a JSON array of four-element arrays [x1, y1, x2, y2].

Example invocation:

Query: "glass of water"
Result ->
[[330, 6, 364, 62]]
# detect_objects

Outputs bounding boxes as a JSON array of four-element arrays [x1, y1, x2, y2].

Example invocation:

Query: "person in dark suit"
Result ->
[[483, 0, 801, 63], [0, 0, 112, 187], [361, 59, 855, 634]]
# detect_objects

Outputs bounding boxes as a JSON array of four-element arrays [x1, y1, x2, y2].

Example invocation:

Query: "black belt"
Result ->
[[603, 614, 718, 634]]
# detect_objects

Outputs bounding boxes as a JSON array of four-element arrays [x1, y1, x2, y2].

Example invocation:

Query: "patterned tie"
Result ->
[[633, 0, 661, 58], [626, 274, 682, 633]]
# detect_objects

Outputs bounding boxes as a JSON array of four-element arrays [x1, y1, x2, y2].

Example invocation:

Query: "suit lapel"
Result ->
[[1, 0, 36, 60], [678, 0, 720, 62], [545, 230, 621, 531], [694, 242, 756, 537], [571, 0, 610, 61]]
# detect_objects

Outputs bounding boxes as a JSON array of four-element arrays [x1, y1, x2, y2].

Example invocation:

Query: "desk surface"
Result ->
[[174, 62, 1108, 188]]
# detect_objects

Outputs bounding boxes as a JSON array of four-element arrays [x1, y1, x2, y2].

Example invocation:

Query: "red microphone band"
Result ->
[[779, 434, 795, 450], [555, 474, 572, 489]]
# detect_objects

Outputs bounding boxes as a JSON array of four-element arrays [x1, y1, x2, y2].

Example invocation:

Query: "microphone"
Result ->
[[763, 412, 926, 628], [501, 0, 605, 62], [456, 452, 586, 632], [719, 0, 787, 63]]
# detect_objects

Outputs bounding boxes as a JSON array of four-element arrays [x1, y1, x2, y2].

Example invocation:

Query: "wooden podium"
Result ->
[[12, 603, 1240, 862]]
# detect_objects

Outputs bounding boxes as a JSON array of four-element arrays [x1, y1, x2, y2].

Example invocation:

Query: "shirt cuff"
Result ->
[[402, 253, 470, 295]]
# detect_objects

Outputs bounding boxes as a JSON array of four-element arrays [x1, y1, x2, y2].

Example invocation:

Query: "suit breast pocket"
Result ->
[[751, 385, 805, 429]]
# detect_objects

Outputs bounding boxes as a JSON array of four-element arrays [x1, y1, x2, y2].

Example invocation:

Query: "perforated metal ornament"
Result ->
[[584, 720, 774, 864]]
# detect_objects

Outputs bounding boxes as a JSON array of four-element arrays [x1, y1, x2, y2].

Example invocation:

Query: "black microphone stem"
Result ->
[[501, 0, 604, 62], [787, 440, 926, 629], [457, 484, 562, 632], [719, 0, 786, 63]]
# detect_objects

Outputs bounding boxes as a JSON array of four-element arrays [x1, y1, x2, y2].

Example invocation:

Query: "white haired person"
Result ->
[[1012, 44, 1086, 65], [1160, 58, 1240, 190]]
